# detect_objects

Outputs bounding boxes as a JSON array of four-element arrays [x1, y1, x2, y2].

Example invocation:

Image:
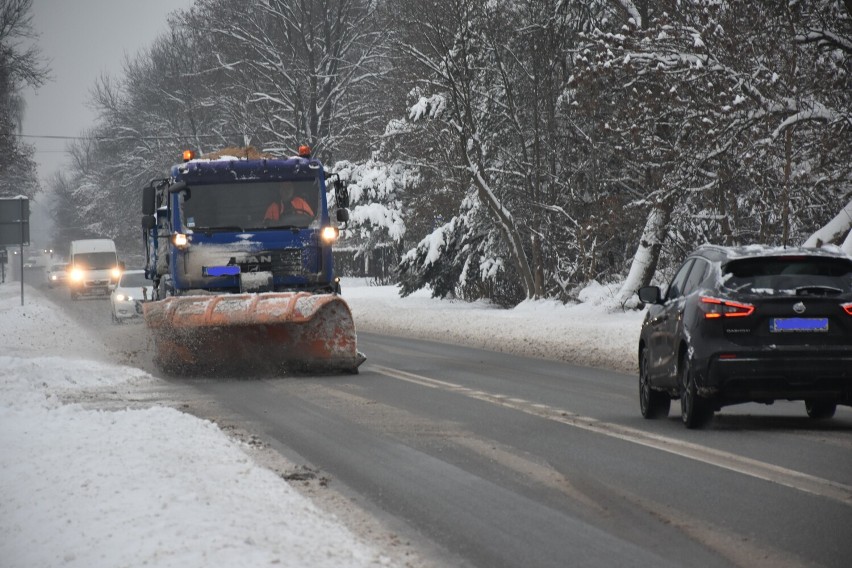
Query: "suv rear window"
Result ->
[[722, 256, 852, 295]]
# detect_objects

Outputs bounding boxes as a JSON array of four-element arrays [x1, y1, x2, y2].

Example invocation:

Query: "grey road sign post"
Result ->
[[0, 197, 31, 305]]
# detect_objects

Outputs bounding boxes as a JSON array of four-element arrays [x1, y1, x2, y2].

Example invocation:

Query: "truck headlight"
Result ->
[[70, 268, 84, 282], [111, 267, 122, 279], [173, 233, 189, 249], [321, 226, 339, 244]]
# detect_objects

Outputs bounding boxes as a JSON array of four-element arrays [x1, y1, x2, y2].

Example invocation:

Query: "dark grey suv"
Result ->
[[638, 245, 852, 428]]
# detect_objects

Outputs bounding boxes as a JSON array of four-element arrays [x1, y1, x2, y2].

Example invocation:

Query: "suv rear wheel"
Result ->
[[640, 349, 671, 419], [804, 400, 836, 420], [680, 355, 714, 429]]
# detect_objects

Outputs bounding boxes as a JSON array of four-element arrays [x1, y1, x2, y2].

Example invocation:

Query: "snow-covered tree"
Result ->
[[186, 0, 387, 162], [47, 0, 851, 303], [50, 0, 389, 251], [575, 1, 851, 304], [0, 0, 47, 199], [388, 0, 620, 303]]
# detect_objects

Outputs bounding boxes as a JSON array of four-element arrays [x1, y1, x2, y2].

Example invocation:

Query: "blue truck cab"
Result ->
[[142, 148, 349, 300]]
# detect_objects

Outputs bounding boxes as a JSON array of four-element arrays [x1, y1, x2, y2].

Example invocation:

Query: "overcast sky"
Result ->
[[22, 0, 195, 184]]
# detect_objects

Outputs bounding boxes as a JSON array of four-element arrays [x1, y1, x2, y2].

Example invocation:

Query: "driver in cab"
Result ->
[[264, 185, 314, 222]]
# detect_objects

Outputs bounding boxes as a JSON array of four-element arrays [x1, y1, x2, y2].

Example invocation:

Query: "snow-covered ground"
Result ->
[[0, 278, 641, 567], [348, 279, 642, 374]]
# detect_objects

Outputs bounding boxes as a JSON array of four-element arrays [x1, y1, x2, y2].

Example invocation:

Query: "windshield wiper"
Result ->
[[194, 226, 245, 234], [247, 224, 304, 231]]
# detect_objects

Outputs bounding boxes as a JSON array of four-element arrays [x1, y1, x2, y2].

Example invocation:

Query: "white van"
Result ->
[[68, 239, 121, 299]]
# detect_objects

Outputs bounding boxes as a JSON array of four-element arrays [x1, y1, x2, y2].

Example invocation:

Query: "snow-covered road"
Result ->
[[1, 279, 641, 567]]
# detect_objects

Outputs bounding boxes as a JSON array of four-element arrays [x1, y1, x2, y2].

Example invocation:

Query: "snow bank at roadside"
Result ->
[[0, 284, 391, 568], [344, 279, 642, 374]]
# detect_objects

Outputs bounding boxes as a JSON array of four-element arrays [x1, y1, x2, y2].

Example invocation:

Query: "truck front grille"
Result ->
[[235, 249, 305, 276], [271, 249, 303, 275]]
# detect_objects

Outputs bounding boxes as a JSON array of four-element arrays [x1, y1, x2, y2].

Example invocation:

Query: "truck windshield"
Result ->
[[181, 179, 320, 231], [74, 252, 117, 270]]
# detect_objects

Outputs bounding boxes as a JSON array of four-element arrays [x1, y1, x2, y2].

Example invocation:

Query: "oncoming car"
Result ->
[[47, 263, 69, 288], [638, 245, 852, 428], [109, 270, 154, 323]]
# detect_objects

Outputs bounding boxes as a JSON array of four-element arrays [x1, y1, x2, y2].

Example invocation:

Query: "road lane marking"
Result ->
[[370, 364, 852, 506]]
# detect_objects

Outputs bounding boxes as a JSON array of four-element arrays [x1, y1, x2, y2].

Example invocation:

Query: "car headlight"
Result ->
[[115, 294, 133, 302]]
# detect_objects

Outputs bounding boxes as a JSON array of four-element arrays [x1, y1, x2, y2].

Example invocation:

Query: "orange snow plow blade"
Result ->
[[144, 292, 365, 375]]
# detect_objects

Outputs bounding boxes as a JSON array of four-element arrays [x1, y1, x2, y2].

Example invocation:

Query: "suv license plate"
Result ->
[[770, 317, 829, 333]]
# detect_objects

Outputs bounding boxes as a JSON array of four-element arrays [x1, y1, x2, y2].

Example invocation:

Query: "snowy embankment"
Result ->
[[0, 278, 642, 567], [345, 279, 643, 375], [0, 283, 389, 568]]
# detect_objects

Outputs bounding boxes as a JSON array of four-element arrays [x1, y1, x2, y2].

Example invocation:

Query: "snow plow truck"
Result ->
[[141, 146, 365, 375]]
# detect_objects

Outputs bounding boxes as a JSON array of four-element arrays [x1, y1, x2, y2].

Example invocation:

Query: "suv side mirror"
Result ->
[[638, 286, 662, 305]]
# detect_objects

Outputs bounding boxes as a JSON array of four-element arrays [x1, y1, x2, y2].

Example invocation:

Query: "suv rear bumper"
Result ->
[[703, 352, 852, 404]]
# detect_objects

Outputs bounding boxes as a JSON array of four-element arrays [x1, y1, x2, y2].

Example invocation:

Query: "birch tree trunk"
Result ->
[[802, 198, 852, 254], [617, 198, 673, 307]]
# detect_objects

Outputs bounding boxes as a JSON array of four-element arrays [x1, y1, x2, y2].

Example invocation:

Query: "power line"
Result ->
[[14, 133, 237, 141]]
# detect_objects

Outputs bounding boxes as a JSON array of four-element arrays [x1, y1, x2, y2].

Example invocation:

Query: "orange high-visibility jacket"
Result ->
[[264, 197, 314, 220]]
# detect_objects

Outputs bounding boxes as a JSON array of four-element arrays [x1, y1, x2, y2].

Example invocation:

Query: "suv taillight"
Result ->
[[843, 302, 852, 316], [700, 296, 755, 319]]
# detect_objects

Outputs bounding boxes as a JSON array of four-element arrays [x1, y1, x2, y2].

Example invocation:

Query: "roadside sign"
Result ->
[[0, 198, 29, 303], [0, 198, 30, 246]]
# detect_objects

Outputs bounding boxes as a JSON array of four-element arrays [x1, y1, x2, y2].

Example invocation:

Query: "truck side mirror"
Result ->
[[142, 185, 156, 216], [142, 215, 155, 230], [334, 179, 350, 209], [336, 209, 349, 223]]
